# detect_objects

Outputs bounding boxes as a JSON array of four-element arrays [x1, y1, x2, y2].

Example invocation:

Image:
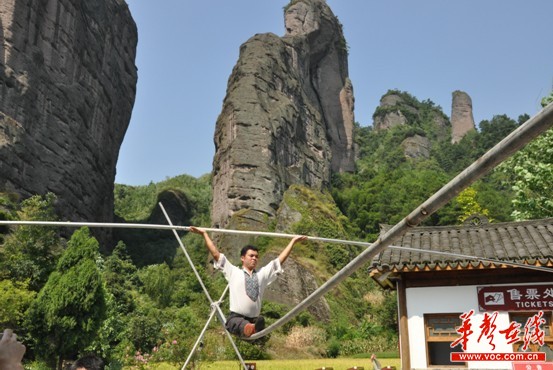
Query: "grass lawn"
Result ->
[[146, 357, 400, 369]]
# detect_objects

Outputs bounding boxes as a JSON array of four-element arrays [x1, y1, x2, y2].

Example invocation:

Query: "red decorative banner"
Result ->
[[477, 284, 553, 312], [513, 362, 553, 370]]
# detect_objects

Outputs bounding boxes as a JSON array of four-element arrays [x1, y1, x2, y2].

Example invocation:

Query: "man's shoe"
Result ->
[[243, 323, 255, 337], [255, 316, 265, 332]]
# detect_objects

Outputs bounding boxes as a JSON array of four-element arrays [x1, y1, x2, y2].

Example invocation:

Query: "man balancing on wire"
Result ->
[[189, 226, 307, 338]]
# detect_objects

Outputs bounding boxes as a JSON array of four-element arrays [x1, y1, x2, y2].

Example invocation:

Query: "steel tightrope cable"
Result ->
[[0, 102, 552, 357]]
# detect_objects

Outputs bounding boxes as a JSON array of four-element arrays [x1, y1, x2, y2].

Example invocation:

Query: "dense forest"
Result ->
[[1, 90, 551, 369]]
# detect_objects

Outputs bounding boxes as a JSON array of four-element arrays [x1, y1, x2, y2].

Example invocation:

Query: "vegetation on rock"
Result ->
[[2, 89, 551, 367]]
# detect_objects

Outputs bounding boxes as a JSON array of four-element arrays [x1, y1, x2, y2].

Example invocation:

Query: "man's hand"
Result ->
[[189, 226, 220, 261], [279, 235, 308, 264], [189, 226, 206, 235], [291, 235, 308, 244]]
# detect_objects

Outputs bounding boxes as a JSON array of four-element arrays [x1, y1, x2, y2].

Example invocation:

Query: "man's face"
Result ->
[[241, 249, 259, 272]]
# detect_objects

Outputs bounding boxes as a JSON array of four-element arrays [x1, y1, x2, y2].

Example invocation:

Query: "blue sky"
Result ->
[[116, 0, 553, 186]]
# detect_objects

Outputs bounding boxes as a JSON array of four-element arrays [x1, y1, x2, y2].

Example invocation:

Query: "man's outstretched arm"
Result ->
[[189, 226, 221, 261], [278, 235, 308, 264]]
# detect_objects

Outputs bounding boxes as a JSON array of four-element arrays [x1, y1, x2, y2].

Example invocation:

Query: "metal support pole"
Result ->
[[248, 101, 553, 340], [0, 219, 375, 248], [182, 287, 227, 370], [2, 102, 551, 344], [158, 203, 250, 370], [0, 221, 550, 273]]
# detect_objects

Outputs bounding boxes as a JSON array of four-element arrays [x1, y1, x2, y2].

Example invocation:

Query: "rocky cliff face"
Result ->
[[263, 252, 330, 322], [450, 90, 475, 143], [0, 0, 137, 242], [374, 91, 450, 136], [402, 134, 431, 159], [212, 185, 339, 323], [373, 90, 449, 159], [373, 93, 411, 131], [211, 0, 355, 230]]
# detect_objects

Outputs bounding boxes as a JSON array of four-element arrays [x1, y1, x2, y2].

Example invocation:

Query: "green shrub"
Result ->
[[326, 337, 341, 358]]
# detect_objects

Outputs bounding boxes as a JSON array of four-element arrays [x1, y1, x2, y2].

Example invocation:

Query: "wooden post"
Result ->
[[397, 278, 411, 370]]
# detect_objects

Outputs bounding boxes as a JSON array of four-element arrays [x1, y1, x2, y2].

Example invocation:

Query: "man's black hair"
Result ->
[[240, 245, 259, 257], [70, 354, 105, 370]]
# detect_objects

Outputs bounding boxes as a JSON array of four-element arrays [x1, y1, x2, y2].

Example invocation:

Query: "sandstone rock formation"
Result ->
[[263, 252, 331, 321], [211, 0, 355, 230], [374, 91, 450, 137], [402, 134, 431, 159], [0, 0, 137, 243], [212, 185, 339, 323], [373, 90, 450, 159], [114, 189, 193, 265], [147, 189, 193, 227], [451, 90, 476, 143], [373, 92, 411, 130]]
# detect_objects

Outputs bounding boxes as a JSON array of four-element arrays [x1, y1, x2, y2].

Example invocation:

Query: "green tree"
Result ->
[[138, 263, 176, 308], [470, 176, 514, 222], [456, 187, 491, 223], [26, 227, 106, 369], [126, 298, 163, 352], [478, 115, 519, 154], [84, 242, 139, 363], [0, 192, 19, 244], [499, 93, 553, 220], [333, 161, 451, 239], [103, 241, 138, 314], [0, 279, 36, 329], [0, 193, 62, 291], [542, 93, 553, 107]]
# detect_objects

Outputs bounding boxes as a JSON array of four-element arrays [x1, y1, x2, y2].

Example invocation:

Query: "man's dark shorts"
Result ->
[[226, 312, 265, 337]]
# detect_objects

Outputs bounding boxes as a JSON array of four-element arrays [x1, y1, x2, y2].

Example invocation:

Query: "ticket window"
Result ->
[[510, 312, 553, 361], [425, 314, 466, 367]]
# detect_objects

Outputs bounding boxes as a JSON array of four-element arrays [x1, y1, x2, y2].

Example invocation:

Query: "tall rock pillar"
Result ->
[[211, 0, 355, 230], [0, 0, 137, 244], [451, 90, 476, 143]]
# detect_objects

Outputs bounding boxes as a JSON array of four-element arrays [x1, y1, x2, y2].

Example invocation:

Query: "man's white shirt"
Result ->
[[214, 253, 283, 317]]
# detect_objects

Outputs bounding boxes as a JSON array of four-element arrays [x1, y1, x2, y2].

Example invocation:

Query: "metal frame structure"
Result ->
[[0, 102, 552, 366], [157, 203, 248, 370]]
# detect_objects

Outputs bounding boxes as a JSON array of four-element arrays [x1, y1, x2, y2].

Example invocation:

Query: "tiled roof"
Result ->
[[370, 217, 553, 273]]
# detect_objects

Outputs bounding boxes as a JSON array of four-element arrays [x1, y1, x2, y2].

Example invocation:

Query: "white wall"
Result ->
[[406, 285, 515, 369]]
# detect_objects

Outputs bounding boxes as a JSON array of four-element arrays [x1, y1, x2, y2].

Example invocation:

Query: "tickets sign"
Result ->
[[478, 284, 553, 312]]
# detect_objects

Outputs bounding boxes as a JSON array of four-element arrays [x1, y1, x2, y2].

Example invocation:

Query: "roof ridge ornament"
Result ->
[[463, 214, 489, 226]]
